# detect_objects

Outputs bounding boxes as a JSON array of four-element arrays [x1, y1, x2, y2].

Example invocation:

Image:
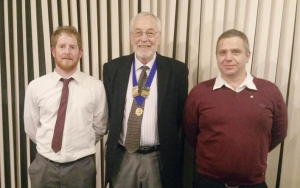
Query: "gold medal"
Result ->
[[135, 107, 143, 116]]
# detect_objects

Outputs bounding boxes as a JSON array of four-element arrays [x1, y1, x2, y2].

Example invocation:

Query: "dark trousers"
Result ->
[[193, 173, 268, 188], [29, 153, 96, 188]]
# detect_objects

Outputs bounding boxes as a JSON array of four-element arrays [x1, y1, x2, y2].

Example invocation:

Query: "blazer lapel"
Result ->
[[156, 53, 170, 115], [116, 54, 134, 112]]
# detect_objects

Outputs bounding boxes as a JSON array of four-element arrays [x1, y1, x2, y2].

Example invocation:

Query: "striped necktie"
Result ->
[[125, 66, 148, 153]]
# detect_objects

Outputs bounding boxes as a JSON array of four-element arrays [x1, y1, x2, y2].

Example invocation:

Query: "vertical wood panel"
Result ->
[[0, 58, 5, 188], [243, 0, 258, 72], [223, 0, 236, 31], [187, 0, 201, 90], [163, 0, 176, 57], [61, 0, 69, 25], [130, 0, 139, 53], [70, 0, 78, 28], [281, 1, 300, 187], [36, 0, 46, 76], [276, 0, 297, 99], [22, 0, 31, 187], [198, 0, 214, 82], [157, 0, 166, 55], [120, 0, 130, 56], [41, 0, 52, 73], [16, 0, 28, 186], [151, 0, 157, 15], [110, 0, 120, 59], [25, 1, 34, 188], [51, 0, 59, 29], [70, 0, 79, 71], [12, 0, 21, 187], [234, 0, 246, 31], [175, 0, 189, 62], [141, 0, 151, 12], [130, 0, 138, 21], [22, 0, 28, 89], [79, 0, 90, 74], [265, 0, 284, 82], [99, 0, 108, 76], [252, 0, 272, 78], [90, 0, 99, 77], [4, 0, 16, 186], [30, 0, 40, 78], [210, 0, 225, 77]]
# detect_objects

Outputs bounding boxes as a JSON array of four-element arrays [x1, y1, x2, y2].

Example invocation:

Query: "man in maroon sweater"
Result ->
[[183, 29, 288, 188]]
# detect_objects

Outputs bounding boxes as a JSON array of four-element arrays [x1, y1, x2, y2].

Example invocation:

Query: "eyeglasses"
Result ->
[[131, 31, 160, 38]]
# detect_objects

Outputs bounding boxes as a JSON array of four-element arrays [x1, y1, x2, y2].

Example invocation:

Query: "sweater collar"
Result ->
[[213, 73, 257, 92]]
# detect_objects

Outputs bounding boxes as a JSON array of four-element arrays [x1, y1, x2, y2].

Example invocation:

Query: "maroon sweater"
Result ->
[[183, 77, 288, 186]]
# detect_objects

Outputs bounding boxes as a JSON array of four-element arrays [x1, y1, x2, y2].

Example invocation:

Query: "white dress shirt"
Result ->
[[213, 73, 257, 92], [24, 70, 108, 162], [120, 54, 159, 147]]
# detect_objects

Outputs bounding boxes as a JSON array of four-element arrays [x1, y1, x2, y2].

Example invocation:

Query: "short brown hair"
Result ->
[[51, 26, 82, 49], [216, 29, 250, 54]]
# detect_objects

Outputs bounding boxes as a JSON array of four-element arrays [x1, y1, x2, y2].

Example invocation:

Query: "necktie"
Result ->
[[125, 66, 148, 153], [51, 78, 73, 153]]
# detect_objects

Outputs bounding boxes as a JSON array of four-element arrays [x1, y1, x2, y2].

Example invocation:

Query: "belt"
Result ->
[[224, 183, 266, 188], [195, 173, 267, 188], [224, 179, 267, 188], [225, 184, 239, 188], [118, 144, 160, 154], [38, 153, 92, 167]]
